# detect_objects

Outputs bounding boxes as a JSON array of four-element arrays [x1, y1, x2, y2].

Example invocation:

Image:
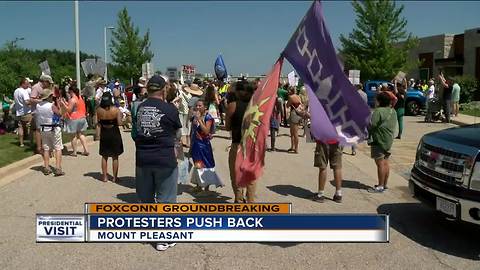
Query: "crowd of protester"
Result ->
[[0, 70, 463, 250]]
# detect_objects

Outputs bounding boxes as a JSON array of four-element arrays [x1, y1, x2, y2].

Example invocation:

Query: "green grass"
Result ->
[[0, 129, 96, 168], [0, 133, 36, 168], [460, 108, 480, 117]]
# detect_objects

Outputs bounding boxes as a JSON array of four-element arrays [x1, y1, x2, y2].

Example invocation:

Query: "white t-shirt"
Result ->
[[427, 85, 435, 99], [14, 87, 31, 116], [357, 90, 368, 104], [36, 101, 54, 131]]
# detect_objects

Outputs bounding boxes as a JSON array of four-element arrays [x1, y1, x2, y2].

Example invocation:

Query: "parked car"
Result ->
[[409, 124, 480, 225], [363, 80, 426, 115]]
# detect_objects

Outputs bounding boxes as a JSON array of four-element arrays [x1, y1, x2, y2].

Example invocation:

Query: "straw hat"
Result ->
[[39, 87, 54, 100], [97, 79, 107, 86], [184, 84, 203, 96]]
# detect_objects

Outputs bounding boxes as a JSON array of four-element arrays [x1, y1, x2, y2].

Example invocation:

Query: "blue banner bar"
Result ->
[[89, 215, 387, 230]]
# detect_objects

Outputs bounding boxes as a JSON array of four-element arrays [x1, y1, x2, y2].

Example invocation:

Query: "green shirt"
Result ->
[[452, 83, 460, 102], [277, 88, 288, 101], [369, 107, 397, 152]]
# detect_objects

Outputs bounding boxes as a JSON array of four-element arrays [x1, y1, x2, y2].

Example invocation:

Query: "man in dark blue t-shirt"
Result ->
[[134, 75, 182, 205]]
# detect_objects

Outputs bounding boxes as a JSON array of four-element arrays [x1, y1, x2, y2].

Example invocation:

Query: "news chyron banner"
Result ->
[[37, 203, 389, 243]]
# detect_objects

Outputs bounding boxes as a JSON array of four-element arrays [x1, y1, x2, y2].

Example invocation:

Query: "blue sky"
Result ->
[[1, 1, 479, 76]]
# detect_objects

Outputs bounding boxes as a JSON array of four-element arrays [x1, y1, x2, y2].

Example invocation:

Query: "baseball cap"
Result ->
[[100, 92, 113, 107], [147, 75, 166, 92]]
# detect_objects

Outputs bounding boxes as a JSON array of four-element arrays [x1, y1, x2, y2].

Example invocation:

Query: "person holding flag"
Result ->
[[282, 0, 371, 202], [214, 55, 229, 126], [230, 1, 369, 203], [233, 60, 283, 199], [226, 79, 256, 203]]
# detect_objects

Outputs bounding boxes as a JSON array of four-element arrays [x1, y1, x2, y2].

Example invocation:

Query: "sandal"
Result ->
[[82, 152, 90, 156], [53, 168, 65, 177], [42, 167, 52, 176], [71, 152, 77, 157]]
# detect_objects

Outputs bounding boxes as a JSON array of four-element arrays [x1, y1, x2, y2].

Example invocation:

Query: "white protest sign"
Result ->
[[348, 70, 360, 85], [394, 71, 406, 83], [96, 59, 106, 78], [288, 71, 299, 86], [39, 60, 51, 76]]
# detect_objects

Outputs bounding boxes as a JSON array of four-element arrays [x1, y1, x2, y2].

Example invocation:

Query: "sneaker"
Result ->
[[368, 186, 385, 193], [155, 242, 176, 251], [53, 168, 65, 177], [374, 184, 388, 190], [196, 190, 211, 197], [333, 194, 342, 203], [312, 194, 325, 203], [191, 186, 203, 194]]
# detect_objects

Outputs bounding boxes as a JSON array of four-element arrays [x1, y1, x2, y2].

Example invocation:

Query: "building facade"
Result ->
[[407, 27, 480, 82]]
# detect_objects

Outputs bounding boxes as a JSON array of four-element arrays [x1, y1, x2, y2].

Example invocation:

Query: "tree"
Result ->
[[339, 0, 418, 81], [110, 8, 153, 83], [0, 42, 96, 96]]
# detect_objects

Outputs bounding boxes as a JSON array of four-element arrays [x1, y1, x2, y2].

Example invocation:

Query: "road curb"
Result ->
[[451, 119, 471, 126], [0, 134, 95, 185]]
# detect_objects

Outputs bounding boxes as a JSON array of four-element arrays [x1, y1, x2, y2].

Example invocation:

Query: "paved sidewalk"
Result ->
[[451, 113, 479, 126], [0, 127, 479, 270]]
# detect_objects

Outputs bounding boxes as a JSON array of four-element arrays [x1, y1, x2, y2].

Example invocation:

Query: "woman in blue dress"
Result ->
[[190, 99, 224, 193]]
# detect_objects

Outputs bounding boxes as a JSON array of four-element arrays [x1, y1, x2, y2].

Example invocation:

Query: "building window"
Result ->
[[419, 68, 430, 82]]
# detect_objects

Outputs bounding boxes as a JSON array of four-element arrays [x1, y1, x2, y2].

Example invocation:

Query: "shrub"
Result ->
[[452, 75, 479, 103]]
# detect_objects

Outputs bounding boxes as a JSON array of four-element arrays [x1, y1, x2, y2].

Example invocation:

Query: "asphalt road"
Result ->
[[0, 117, 479, 270]]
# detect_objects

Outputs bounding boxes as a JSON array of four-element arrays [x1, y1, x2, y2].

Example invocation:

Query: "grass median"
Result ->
[[460, 102, 480, 118], [0, 129, 96, 168], [460, 108, 480, 117]]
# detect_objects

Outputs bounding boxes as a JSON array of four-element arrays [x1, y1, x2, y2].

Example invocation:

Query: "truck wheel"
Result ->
[[406, 101, 420, 116]]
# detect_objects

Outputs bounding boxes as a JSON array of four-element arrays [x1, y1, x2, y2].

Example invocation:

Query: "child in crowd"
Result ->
[[190, 99, 223, 194], [118, 100, 131, 129]]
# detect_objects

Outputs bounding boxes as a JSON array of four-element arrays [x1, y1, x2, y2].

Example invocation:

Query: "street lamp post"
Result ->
[[11, 37, 25, 47], [74, 1, 81, 90], [104, 26, 115, 82]]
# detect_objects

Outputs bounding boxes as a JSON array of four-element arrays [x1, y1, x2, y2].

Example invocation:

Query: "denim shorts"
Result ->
[[371, 145, 391, 160], [135, 166, 178, 203]]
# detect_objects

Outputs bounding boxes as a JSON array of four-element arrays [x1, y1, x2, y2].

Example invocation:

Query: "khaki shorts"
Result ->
[[314, 142, 342, 169], [17, 113, 32, 126], [371, 145, 391, 160], [40, 127, 64, 151]]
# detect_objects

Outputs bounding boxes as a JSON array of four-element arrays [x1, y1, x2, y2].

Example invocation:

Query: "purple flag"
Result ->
[[283, 0, 370, 145]]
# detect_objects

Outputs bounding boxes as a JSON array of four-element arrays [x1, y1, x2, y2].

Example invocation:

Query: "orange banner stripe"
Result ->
[[87, 203, 291, 214]]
